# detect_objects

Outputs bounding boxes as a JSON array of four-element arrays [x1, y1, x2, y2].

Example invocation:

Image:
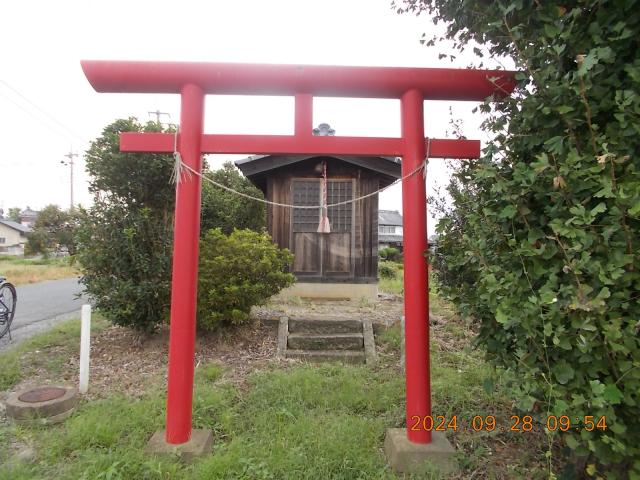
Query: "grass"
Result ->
[[379, 276, 403, 295], [0, 294, 550, 479], [0, 256, 79, 286], [378, 261, 404, 295]]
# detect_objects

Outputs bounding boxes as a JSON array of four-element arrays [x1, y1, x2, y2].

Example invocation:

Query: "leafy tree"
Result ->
[[25, 229, 51, 258], [197, 228, 294, 330], [76, 201, 172, 333], [85, 118, 175, 212], [25, 205, 78, 257], [200, 161, 266, 235], [7, 208, 20, 222], [396, 1, 639, 477], [77, 118, 174, 333]]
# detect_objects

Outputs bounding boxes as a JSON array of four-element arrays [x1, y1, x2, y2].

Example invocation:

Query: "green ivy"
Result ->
[[396, 1, 640, 477]]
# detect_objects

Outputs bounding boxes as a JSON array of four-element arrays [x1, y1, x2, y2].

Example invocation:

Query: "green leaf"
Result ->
[[590, 380, 605, 396], [603, 384, 624, 404], [590, 202, 607, 216], [553, 362, 575, 384], [499, 205, 518, 219], [610, 422, 627, 434], [556, 105, 574, 114], [531, 154, 550, 173], [578, 51, 598, 74], [495, 308, 509, 325], [565, 434, 580, 450]]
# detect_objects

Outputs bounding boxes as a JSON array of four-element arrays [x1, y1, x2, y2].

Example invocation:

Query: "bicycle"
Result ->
[[0, 276, 17, 340]]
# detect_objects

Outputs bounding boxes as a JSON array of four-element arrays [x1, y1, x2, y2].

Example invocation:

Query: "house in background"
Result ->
[[378, 209, 403, 250], [19, 207, 39, 228], [0, 219, 31, 255], [235, 128, 401, 300]]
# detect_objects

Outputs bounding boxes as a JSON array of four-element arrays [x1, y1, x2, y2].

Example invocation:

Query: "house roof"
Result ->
[[20, 208, 38, 217], [0, 219, 31, 234], [379, 234, 403, 243], [235, 154, 401, 191], [378, 210, 403, 226]]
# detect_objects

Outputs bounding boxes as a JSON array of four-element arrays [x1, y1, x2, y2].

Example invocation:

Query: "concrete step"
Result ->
[[287, 332, 364, 351], [288, 318, 362, 335], [285, 349, 366, 365]]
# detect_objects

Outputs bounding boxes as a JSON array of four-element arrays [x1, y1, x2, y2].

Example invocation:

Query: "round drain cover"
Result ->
[[18, 386, 67, 403]]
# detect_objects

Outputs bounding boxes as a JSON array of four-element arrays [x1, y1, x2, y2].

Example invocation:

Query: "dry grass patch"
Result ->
[[0, 257, 78, 286]]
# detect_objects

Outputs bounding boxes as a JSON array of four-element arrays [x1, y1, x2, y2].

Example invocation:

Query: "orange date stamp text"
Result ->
[[408, 415, 608, 433]]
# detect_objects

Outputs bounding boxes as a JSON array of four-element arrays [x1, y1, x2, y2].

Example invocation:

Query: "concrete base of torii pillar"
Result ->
[[384, 428, 457, 475], [146, 429, 213, 461]]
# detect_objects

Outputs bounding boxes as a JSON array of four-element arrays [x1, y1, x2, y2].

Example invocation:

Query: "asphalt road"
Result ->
[[0, 277, 90, 351]]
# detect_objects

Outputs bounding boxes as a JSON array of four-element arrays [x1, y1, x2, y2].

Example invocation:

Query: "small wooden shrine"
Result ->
[[235, 125, 401, 298]]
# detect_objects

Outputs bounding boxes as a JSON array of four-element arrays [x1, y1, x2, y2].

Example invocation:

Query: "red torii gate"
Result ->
[[81, 60, 515, 448]]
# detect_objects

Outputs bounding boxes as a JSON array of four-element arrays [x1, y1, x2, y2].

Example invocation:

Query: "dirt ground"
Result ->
[[10, 294, 404, 400], [22, 322, 280, 400]]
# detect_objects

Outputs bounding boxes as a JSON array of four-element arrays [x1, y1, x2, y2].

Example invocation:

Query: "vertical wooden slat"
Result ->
[[354, 173, 364, 277]]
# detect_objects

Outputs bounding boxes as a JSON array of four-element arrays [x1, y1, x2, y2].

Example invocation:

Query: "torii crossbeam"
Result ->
[[81, 60, 515, 449]]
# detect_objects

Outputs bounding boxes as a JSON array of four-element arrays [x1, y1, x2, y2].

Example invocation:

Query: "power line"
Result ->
[[0, 88, 75, 144], [0, 79, 85, 144]]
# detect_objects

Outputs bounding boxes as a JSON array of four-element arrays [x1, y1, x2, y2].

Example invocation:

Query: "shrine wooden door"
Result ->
[[290, 178, 354, 280]]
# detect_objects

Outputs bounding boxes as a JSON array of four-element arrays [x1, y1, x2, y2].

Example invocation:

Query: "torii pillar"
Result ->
[[81, 60, 515, 468]]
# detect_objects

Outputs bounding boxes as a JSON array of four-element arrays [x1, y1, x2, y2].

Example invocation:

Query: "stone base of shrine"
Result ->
[[276, 282, 378, 301], [147, 429, 213, 461], [384, 428, 457, 475]]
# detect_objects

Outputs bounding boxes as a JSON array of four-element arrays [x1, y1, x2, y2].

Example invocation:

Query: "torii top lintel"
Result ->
[[81, 60, 516, 158], [82, 60, 515, 100]]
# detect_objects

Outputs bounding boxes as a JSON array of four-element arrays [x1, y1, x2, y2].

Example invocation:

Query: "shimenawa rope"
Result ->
[[172, 134, 431, 210]]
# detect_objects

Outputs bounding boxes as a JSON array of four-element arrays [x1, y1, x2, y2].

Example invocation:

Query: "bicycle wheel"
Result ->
[[0, 282, 17, 338]]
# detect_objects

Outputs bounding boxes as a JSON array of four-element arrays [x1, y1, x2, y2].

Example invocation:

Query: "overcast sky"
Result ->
[[0, 0, 505, 234]]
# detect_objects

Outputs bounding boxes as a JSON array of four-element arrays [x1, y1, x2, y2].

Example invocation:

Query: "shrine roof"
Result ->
[[235, 154, 401, 190]]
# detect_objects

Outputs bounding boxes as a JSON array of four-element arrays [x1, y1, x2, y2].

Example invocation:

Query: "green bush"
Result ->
[[378, 261, 399, 280], [77, 118, 176, 333], [78, 118, 270, 334], [197, 229, 295, 330], [396, 1, 640, 477], [76, 202, 172, 333], [379, 247, 402, 263]]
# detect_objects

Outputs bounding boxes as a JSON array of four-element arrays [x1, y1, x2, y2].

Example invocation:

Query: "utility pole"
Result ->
[[148, 110, 170, 125], [61, 151, 78, 210]]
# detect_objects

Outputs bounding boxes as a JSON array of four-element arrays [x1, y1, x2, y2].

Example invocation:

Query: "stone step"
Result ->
[[287, 332, 364, 351], [288, 318, 362, 335], [285, 349, 366, 365]]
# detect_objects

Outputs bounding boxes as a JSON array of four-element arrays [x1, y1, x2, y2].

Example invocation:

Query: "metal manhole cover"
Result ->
[[18, 387, 67, 403]]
